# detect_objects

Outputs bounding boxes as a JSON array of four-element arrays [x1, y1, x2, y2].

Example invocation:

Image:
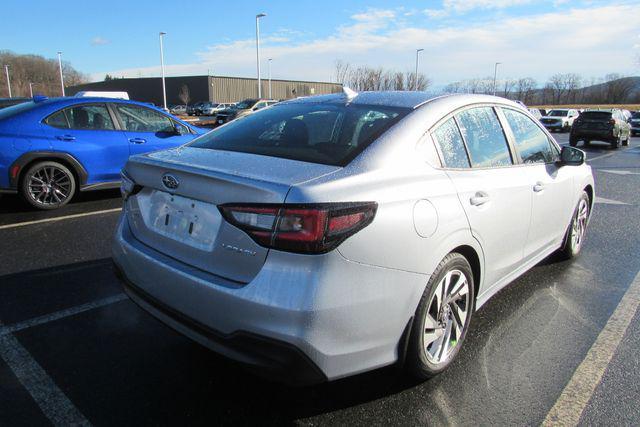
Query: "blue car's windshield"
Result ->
[[188, 102, 410, 166], [0, 102, 38, 120]]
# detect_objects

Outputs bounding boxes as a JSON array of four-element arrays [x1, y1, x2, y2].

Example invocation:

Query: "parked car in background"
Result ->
[[201, 103, 235, 116], [630, 111, 640, 136], [0, 97, 30, 109], [169, 104, 187, 115], [528, 108, 542, 119], [187, 101, 206, 116], [215, 98, 279, 125], [113, 92, 594, 385], [540, 109, 579, 132], [0, 96, 205, 209], [570, 109, 631, 148], [538, 108, 549, 116], [621, 109, 632, 123]]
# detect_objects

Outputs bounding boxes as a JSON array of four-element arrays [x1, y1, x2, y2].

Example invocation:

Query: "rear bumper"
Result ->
[[571, 129, 615, 141], [541, 122, 567, 130], [112, 213, 427, 382]]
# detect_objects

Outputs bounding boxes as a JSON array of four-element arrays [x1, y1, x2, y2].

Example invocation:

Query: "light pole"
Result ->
[[159, 32, 167, 110], [255, 13, 266, 98], [492, 62, 501, 96], [268, 58, 272, 99], [4, 65, 11, 98], [415, 49, 424, 91], [29, 82, 35, 97], [57, 52, 65, 96]]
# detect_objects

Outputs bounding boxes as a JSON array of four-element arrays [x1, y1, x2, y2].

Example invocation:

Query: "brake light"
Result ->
[[609, 119, 616, 125], [219, 202, 377, 254]]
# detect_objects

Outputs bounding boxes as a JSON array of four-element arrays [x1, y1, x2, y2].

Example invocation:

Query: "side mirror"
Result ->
[[559, 146, 585, 166]]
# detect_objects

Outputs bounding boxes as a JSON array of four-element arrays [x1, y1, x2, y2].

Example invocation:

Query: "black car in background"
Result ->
[[570, 109, 632, 148], [630, 111, 640, 136], [187, 101, 206, 116]]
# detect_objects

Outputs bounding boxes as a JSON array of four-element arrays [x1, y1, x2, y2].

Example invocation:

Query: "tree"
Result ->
[[104, 74, 114, 81], [333, 61, 431, 92], [515, 78, 537, 104], [178, 85, 190, 106], [547, 73, 581, 104]]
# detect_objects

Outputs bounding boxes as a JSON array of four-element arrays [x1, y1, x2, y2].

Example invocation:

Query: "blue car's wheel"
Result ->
[[21, 161, 76, 210]]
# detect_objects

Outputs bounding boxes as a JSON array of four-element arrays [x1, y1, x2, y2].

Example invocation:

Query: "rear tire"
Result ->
[[569, 137, 578, 147], [20, 161, 76, 210], [406, 253, 475, 380], [558, 191, 590, 260], [611, 135, 620, 149], [622, 133, 629, 146]]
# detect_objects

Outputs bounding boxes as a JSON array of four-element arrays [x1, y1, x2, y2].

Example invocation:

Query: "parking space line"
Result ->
[[587, 145, 638, 162], [542, 269, 640, 426], [0, 208, 122, 231], [0, 321, 90, 426], [0, 293, 128, 337]]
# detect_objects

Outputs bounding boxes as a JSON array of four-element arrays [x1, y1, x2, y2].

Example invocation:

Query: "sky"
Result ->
[[2, 0, 639, 87]]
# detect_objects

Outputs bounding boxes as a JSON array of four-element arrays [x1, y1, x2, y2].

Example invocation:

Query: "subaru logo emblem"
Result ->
[[161, 174, 179, 190]]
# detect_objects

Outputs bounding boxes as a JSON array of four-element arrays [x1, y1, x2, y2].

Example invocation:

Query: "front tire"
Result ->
[[558, 191, 590, 260], [406, 253, 475, 379], [20, 161, 76, 210]]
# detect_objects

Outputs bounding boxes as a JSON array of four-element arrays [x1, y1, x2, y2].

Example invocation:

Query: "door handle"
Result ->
[[533, 182, 545, 192], [56, 135, 75, 141], [470, 192, 490, 206], [129, 138, 146, 144]]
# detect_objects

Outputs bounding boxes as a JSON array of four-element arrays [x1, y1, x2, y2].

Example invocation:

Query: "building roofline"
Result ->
[[82, 75, 342, 86]]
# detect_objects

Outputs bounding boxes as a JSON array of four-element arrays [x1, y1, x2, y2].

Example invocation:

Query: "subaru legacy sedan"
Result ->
[[113, 92, 594, 385], [0, 96, 204, 209]]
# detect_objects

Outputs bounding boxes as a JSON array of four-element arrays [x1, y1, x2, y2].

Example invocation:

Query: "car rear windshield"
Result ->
[[581, 111, 612, 120], [548, 110, 568, 117], [188, 102, 410, 166], [0, 101, 38, 120], [631, 112, 640, 119]]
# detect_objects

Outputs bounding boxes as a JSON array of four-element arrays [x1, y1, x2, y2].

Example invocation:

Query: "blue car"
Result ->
[[0, 96, 205, 209]]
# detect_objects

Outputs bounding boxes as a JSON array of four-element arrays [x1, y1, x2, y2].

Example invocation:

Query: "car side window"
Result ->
[[116, 104, 174, 133], [64, 105, 115, 130], [502, 108, 555, 164], [45, 110, 69, 129], [253, 101, 268, 111], [456, 107, 513, 168], [432, 117, 470, 168]]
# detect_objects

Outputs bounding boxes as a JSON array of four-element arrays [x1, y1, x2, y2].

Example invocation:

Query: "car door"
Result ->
[[434, 106, 532, 289], [112, 103, 195, 156], [500, 107, 572, 260], [43, 103, 129, 182]]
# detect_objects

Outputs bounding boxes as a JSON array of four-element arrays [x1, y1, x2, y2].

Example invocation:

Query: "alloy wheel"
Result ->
[[570, 198, 589, 252], [27, 165, 73, 206], [423, 269, 471, 365]]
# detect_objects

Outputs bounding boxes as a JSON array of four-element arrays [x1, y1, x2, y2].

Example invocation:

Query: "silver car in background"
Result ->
[[113, 92, 594, 384]]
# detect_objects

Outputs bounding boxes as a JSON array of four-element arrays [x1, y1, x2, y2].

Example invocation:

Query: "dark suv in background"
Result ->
[[630, 111, 640, 136], [570, 109, 631, 148], [215, 98, 278, 126]]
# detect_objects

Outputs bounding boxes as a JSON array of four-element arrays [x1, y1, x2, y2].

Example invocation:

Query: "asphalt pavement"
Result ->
[[0, 134, 639, 426]]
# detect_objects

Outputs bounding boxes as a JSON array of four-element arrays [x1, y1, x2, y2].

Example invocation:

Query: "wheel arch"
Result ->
[[583, 184, 594, 211], [11, 152, 88, 191], [451, 244, 482, 302]]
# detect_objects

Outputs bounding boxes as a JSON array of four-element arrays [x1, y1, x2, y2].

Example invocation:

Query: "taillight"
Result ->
[[608, 119, 616, 125], [219, 202, 377, 254]]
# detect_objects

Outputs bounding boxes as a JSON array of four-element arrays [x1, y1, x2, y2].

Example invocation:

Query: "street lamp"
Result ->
[[268, 58, 272, 99], [29, 82, 36, 97], [415, 49, 424, 91], [255, 13, 266, 98], [57, 52, 65, 96], [492, 62, 501, 96], [159, 32, 167, 110], [4, 65, 11, 98]]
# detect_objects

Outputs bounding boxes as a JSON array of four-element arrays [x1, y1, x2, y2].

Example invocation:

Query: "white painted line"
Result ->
[[599, 169, 640, 176], [0, 321, 90, 425], [0, 293, 128, 336], [543, 269, 640, 426], [594, 196, 629, 206], [0, 207, 121, 231]]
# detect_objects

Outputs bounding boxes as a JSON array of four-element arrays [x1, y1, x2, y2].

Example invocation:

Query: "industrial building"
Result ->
[[67, 75, 343, 105]]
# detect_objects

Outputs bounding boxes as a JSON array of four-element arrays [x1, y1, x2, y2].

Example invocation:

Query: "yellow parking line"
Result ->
[[543, 269, 640, 426], [0, 207, 122, 231]]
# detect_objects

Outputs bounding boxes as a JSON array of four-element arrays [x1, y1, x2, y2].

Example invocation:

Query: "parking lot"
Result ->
[[1, 133, 639, 425]]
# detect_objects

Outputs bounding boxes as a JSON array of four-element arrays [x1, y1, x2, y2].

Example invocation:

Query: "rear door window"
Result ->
[[455, 107, 513, 168], [45, 110, 69, 129], [502, 108, 555, 164], [432, 117, 470, 168], [116, 104, 174, 132], [65, 105, 115, 130]]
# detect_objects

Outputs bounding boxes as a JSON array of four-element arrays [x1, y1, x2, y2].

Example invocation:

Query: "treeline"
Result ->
[[0, 50, 88, 98], [334, 61, 431, 91], [444, 73, 640, 105]]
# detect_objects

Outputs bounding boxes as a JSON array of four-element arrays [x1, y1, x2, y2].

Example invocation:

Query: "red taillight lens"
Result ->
[[609, 119, 616, 125], [219, 202, 377, 254]]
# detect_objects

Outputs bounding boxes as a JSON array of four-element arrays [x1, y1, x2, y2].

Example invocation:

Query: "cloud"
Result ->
[[91, 37, 110, 46], [93, 4, 640, 87]]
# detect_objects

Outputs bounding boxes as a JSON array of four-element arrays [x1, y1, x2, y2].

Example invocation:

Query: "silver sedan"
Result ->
[[113, 91, 594, 384]]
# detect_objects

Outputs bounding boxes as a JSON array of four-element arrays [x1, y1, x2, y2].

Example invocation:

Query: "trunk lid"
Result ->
[[124, 147, 340, 283]]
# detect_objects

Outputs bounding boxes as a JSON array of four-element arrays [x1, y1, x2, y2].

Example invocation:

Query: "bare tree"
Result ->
[[178, 84, 191, 106], [501, 78, 517, 99], [333, 61, 431, 92], [515, 78, 537, 104], [547, 73, 581, 104], [603, 73, 636, 103]]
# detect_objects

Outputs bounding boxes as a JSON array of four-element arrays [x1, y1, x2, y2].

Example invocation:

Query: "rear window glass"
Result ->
[[0, 101, 38, 120], [188, 103, 410, 166], [548, 110, 568, 117], [581, 111, 612, 120]]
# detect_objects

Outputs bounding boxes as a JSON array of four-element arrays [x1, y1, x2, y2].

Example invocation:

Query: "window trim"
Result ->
[[42, 102, 119, 131], [429, 103, 517, 171]]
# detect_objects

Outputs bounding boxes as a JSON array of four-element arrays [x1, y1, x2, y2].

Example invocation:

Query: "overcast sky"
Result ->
[[2, 0, 639, 86]]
